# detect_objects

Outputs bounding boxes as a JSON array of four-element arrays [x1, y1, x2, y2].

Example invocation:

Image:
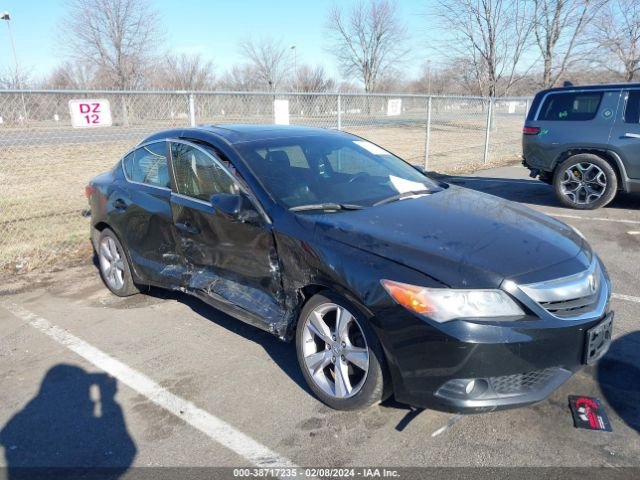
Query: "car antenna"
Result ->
[[563, 80, 574, 87]]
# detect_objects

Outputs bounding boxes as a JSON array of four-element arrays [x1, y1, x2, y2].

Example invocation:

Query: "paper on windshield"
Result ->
[[389, 175, 427, 194], [353, 140, 389, 155]]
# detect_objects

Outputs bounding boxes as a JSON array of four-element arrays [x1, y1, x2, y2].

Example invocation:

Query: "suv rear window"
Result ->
[[538, 92, 603, 121]]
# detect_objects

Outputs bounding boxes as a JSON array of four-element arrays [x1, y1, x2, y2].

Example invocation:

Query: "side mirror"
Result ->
[[210, 193, 261, 223]]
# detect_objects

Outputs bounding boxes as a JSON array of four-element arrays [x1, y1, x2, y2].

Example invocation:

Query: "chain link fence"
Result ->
[[0, 90, 531, 273]]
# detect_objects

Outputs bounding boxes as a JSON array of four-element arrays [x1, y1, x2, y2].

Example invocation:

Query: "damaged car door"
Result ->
[[168, 140, 285, 330], [118, 141, 180, 285]]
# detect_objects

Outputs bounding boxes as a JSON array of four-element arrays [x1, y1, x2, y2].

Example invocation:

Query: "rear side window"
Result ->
[[170, 142, 238, 201], [538, 92, 603, 121], [124, 142, 170, 188], [624, 91, 640, 123], [122, 152, 134, 178]]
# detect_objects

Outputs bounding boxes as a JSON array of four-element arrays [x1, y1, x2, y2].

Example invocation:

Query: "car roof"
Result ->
[[140, 124, 349, 146], [536, 82, 640, 96]]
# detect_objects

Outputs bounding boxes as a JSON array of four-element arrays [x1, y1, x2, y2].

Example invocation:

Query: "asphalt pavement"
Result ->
[[0, 164, 638, 477]]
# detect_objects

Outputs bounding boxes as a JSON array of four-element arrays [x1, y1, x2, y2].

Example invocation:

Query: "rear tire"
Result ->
[[553, 154, 617, 210], [295, 292, 389, 410], [97, 228, 139, 297]]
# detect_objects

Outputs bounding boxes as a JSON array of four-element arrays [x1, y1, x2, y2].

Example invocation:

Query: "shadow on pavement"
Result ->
[[597, 331, 640, 434], [0, 364, 136, 479], [440, 175, 640, 210]]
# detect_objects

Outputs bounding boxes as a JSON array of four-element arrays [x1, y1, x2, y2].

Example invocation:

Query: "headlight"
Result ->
[[381, 280, 525, 323]]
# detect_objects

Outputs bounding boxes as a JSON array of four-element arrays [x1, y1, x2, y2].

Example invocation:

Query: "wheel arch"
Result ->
[[92, 221, 145, 286], [552, 149, 624, 191], [285, 282, 377, 341]]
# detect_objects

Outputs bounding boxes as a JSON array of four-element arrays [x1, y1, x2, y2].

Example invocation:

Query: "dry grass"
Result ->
[[0, 121, 522, 274], [0, 140, 134, 272]]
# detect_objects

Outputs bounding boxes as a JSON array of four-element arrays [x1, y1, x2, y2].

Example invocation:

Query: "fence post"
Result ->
[[121, 96, 129, 127], [337, 93, 342, 131], [189, 93, 196, 127], [524, 98, 530, 120], [424, 96, 432, 170], [483, 97, 493, 165]]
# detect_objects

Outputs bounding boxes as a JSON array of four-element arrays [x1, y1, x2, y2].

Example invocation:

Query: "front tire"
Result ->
[[553, 154, 617, 210], [295, 292, 388, 410], [97, 228, 139, 297]]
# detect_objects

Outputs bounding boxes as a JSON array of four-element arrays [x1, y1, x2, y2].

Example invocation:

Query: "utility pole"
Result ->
[[2, 12, 27, 121], [289, 45, 297, 91]]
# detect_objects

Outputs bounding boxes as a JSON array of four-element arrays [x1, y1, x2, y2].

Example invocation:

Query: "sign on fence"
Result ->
[[68, 99, 112, 128], [387, 98, 402, 116], [274, 99, 290, 125]]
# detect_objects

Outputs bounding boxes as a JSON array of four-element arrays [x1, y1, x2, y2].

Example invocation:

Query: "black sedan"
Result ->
[[86, 125, 613, 412]]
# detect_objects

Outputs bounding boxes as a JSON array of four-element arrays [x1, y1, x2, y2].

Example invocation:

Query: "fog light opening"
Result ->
[[465, 379, 489, 398], [465, 380, 475, 395]]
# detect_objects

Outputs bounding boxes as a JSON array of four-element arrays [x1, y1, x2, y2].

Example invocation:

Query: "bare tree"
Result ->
[[44, 61, 96, 89], [61, 0, 163, 89], [591, 0, 640, 81], [532, 0, 606, 88], [0, 67, 31, 89], [292, 65, 335, 92], [238, 38, 291, 91], [159, 53, 216, 90], [326, 0, 408, 93], [434, 0, 533, 97], [218, 65, 264, 91]]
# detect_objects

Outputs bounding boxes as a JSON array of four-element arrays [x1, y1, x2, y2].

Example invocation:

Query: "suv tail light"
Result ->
[[523, 126, 540, 135], [85, 185, 94, 199]]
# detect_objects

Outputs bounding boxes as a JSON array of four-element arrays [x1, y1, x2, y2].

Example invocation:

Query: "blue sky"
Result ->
[[0, 0, 433, 82]]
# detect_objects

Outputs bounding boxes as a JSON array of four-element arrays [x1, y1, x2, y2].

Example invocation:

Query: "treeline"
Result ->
[[1, 0, 637, 96]]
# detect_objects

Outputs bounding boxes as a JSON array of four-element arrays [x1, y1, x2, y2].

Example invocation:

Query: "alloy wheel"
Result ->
[[99, 237, 125, 290], [560, 162, 607, 205], [301, 303, 370, 399]]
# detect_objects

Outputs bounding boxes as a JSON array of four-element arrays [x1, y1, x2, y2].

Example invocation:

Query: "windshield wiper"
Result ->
[[373, 189, 435, 207], [289, 203, 364, 212]]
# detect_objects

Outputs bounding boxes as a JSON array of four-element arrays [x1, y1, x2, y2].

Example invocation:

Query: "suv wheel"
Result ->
[[553, 154, 617, 210], [295, 292, 389, 410], [97, 228, 139, 296]]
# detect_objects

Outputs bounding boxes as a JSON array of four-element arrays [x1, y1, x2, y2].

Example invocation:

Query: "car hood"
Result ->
[[312, 186, 590, 288]]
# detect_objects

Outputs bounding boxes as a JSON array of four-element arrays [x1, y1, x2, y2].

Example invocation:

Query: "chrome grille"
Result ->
[[539, 293, 599, 318], [517, 258, 607, 320]]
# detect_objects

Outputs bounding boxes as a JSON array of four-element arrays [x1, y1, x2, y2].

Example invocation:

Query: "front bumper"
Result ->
[[376, 308, 612, 413]]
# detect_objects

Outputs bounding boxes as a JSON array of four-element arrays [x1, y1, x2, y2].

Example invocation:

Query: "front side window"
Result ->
[[170, 142, 238, 201], [624, 91, 640, 124], [124, 142, 170, 188], [538, 92, 603, 121]]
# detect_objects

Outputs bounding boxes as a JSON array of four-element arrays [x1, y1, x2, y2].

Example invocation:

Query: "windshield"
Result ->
[[235, 134, 441, 209]]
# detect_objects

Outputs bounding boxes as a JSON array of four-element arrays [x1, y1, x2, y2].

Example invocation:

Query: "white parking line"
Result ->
[[551, 213, 640, 225], [1, 301, 299, 470], [448, 177, 540, 185], [612, 293, 640, 304], [431, 414, 464, 437]]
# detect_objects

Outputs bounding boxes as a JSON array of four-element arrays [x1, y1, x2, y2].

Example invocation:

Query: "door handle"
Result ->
[[113, 198, 128, 210], [175, 222, 201, 234], [623, 132, 640, 139]]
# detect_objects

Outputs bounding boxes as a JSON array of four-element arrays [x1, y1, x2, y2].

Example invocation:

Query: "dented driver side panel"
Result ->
[[169, 194, 286, 333]]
